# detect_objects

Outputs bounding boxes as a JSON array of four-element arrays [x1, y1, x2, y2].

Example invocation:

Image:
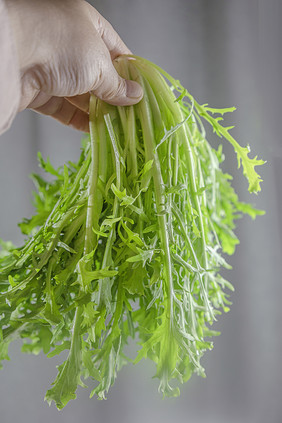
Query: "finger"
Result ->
[[32, 96, 89, 132], [93, 69, 143, 107], [91, 46, 143, 106], [88, 7, 131, 60], [65, 93, 90, 113], [27, 91, 53, 110]]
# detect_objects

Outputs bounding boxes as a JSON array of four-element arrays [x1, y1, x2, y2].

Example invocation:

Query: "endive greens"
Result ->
[[0, 56, 264, 409]]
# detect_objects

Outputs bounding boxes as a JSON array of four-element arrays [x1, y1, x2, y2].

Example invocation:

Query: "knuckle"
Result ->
[[25, 65, 50, 91], [96, 15, 104, 36], [91, 55, 127, 101], [100, 77, 126, 101], [110, 78, 126, 99]]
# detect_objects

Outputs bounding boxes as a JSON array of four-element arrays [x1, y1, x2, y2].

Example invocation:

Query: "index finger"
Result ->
[[87, 6, 131, 59]]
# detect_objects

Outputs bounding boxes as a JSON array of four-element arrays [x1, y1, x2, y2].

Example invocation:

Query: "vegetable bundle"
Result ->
[[0, 56, 264, 409]]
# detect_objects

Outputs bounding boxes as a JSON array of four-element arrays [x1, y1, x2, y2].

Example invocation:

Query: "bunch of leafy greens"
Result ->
[[0, 56, 264, 409]]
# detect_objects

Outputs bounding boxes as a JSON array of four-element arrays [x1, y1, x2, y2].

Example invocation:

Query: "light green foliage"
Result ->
[[0, 56, 264, 408]]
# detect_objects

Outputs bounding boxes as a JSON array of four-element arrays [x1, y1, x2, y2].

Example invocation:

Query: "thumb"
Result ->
[[92, 56, 143, 106]]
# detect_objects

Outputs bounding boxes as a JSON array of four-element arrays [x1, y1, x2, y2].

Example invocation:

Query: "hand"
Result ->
[[6, 0, 143, 132]]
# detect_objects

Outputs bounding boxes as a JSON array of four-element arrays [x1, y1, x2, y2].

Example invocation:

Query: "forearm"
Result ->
[[0, 0, 20, 135]]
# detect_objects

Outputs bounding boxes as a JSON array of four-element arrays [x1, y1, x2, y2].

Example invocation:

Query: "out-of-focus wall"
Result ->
[[0, 1, 281, 422]]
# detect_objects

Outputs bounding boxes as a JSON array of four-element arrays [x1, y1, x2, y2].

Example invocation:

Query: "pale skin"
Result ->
[[6, 0, 143, 132]]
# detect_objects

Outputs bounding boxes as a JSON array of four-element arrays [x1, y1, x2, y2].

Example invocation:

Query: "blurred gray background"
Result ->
[[0, 0, 281, 422]]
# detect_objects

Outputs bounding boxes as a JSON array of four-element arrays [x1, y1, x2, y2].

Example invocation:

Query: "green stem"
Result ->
[[62, 94, 103, 395], [96, 113, 121, 309], [135, 61, 212, 319], [134, 68, 175, 323]]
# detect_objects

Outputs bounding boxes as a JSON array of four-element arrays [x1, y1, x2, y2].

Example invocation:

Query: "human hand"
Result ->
[[6, 0, 143, 132]]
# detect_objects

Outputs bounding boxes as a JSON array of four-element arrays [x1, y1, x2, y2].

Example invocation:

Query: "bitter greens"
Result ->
[[0, 56, 264, 409]]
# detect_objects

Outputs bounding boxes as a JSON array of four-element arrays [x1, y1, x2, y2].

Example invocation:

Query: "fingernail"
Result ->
[[126, 80, 143, 100]]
